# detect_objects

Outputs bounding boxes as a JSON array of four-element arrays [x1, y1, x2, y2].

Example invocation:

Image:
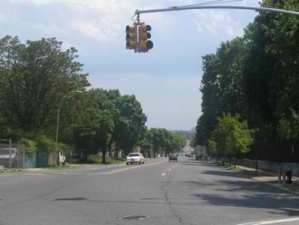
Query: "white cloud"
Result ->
[[71, 21, 109, 41], [192, 10, 244, 37], [244, 0, 260, 6], [0, 12, 22, 24], [11, 0, 53, 6]]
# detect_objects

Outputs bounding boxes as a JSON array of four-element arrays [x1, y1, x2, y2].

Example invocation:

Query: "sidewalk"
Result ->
[[221, 163, 299, 195]]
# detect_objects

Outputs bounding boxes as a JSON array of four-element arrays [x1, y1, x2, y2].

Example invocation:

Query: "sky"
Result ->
[[0, 0, 260, 130]]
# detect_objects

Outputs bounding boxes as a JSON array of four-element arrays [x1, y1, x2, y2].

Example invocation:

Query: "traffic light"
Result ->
[[138, 24, 153, 52], [126, 24, 138, 50]]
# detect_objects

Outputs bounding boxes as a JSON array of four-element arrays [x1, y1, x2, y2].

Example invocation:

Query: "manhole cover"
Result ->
[[119, 215, 149, 220]]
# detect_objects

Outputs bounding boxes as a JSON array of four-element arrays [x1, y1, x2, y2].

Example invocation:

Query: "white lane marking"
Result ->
[[236, 217, 299, 225], [172, 166, 175, 168], [161, 173, 166, 176], [168, 169, 171, 171]]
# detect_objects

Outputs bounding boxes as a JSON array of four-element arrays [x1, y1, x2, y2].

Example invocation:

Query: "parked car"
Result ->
[[0, 148, 18, 168], [126, 153, 145, 165], [169, 153, 178, 162], [59, 152, 66, 165]]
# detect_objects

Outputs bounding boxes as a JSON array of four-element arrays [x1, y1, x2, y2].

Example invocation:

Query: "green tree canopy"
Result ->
[[209, 114, 253, 159]]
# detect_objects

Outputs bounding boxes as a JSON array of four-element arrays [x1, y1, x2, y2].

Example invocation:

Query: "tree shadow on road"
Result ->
[[192, 179, 299, 217]]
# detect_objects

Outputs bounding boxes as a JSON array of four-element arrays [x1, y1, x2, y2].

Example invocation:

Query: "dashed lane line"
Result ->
[[108, 160, 167, 175]]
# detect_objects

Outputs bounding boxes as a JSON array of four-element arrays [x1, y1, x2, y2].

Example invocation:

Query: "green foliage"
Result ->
[[113, 94, 147, 156], [242, 0, 299, 141], [0, 36, 89, 133], [0, 35, 148, 163], [209, 114, 253, 158], [207, 139, 217, 156], [36, 135, 56, 152], [196, 0, 299, 147], [18, 138, 37, 153], [140, 128, 185, 156], [72, 89, 147, 162], [197, 37, 247, 146]]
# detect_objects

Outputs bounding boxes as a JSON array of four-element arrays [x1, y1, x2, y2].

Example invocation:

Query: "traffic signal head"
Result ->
[[126, 24, 138, 50], [138, 24, 153, 52]]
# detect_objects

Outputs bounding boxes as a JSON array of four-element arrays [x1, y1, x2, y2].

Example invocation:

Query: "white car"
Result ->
[[126, 153, 145, 165]]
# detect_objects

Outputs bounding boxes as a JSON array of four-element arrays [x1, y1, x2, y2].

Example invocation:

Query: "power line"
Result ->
[[179, 0, 243, 8]]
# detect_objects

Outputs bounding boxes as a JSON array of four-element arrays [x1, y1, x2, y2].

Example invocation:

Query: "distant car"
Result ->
[[169, 153, 178, 162], [126, 153, 145, 165]]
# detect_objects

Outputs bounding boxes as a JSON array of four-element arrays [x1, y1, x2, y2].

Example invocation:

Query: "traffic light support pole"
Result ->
[[135, 5, 299, 17]]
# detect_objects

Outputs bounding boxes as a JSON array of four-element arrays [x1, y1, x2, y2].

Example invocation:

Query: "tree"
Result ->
[[71, 89, 147, 162], [18, 138, 37, 153], [243, 0, 299, 142], [197, 37, 247, 145], [171, 133, 186, 151], [113, 94, 147, 157], [209, 114, 253, 159], [141, 128, 184, 157], [0, 36, 89, 135]]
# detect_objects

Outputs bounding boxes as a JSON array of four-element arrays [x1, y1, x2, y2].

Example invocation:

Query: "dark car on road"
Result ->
[[169, 153, 178, 162]]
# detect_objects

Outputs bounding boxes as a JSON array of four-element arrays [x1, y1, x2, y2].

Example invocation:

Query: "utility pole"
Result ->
[[9, 139, 12, 168], [135, 5, 299, 17], [55, 90, 83, 166]]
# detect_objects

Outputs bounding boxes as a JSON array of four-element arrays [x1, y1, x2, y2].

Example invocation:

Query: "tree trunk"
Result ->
[[102, 151, 106, 164], [114, 146, 120, 159], [272, 121, 278, 142]]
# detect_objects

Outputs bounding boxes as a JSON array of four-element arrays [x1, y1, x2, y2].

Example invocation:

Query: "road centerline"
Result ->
[[108, 160, 167, 175]]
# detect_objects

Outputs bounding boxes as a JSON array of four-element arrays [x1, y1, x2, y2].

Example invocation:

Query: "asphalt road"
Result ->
[[1, 157, 299, 225]]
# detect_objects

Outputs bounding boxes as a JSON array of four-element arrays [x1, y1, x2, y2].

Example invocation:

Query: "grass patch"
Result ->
[[218, 163, 257, 176], [104, 158, 126, 165], [283, 182, 299, 194], [219, 163, 242, 172], [0, 169, 23, 174]]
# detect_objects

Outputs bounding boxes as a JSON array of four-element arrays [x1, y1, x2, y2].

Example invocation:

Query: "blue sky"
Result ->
[[0, 0, 260, 130]]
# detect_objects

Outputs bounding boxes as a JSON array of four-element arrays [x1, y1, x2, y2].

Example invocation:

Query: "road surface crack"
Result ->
[[161, 173, 185, 225]]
